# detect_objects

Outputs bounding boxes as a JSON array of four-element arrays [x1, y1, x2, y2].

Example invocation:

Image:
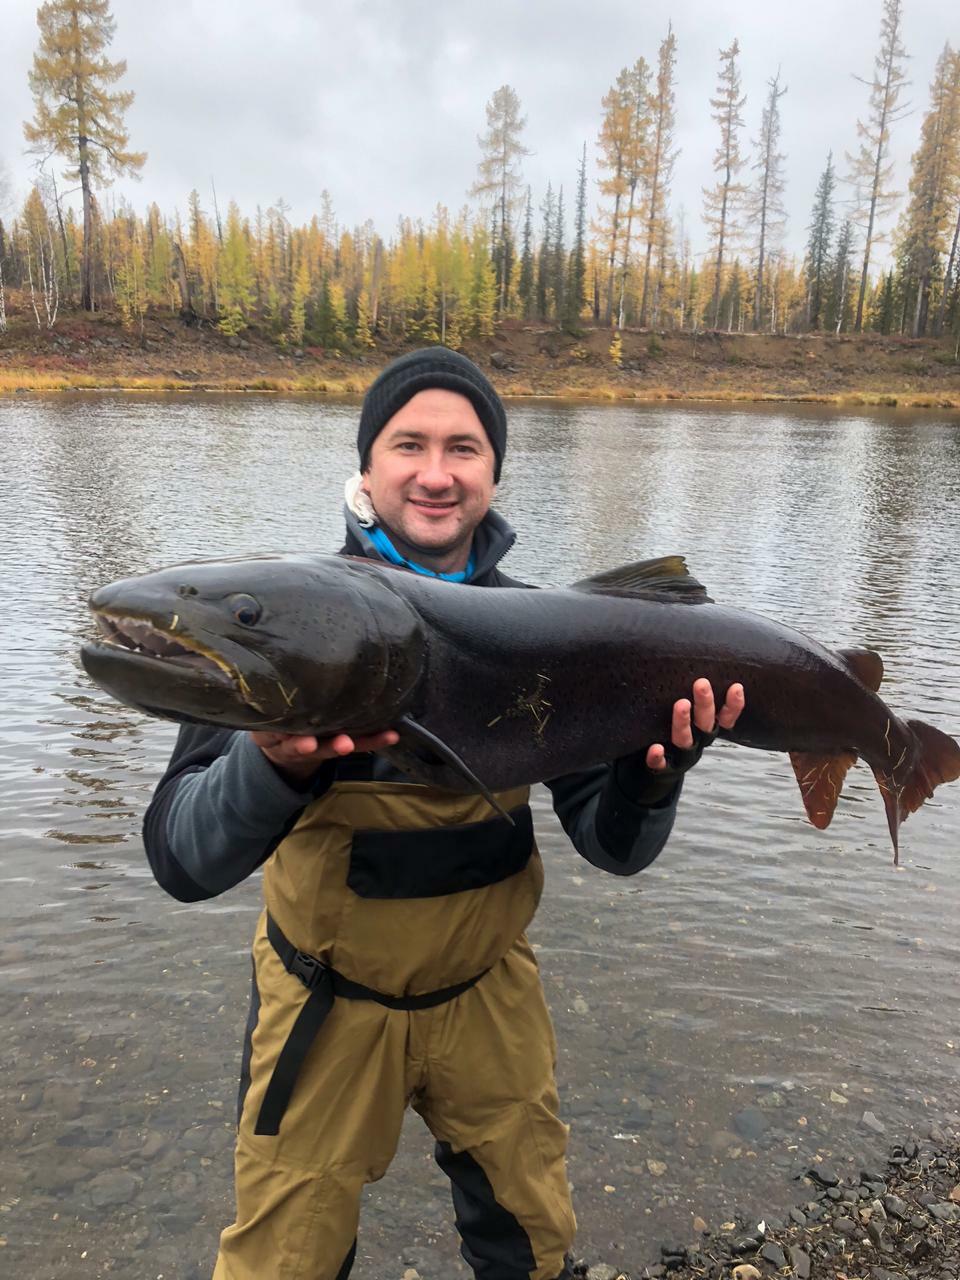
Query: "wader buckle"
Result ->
[[289, 949, 327, 991]]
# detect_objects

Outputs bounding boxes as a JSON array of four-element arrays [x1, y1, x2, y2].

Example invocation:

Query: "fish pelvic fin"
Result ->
[[872, 719, 960, 865], [835, 647, 884, 692], [394, 715, 516, 827], [789, 749, 859, 832], [570, 555, 712, 603]]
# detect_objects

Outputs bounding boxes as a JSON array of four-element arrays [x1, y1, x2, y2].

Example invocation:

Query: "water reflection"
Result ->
[[0, 395, 958, 1278]]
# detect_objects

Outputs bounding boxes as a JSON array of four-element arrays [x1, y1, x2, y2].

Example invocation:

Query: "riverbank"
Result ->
[[2, 302, 960, 408], [578, 1124, 960, 1280]]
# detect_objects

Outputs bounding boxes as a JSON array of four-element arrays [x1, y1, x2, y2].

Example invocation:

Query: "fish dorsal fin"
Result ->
[[570, 555, 712, 603], [836, 647, 884, 692]]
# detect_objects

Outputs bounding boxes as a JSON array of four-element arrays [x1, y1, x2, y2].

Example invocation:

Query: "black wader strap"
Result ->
[[254, 913, 488, 1136]]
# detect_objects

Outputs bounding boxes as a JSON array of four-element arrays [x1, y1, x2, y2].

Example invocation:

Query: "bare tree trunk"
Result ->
[[49, 173, 73, 303], [711, 181, 730, 328], [934, 203, 960, 336], [172, 239, 193, 315], [604, 191, 623, 327], [0, 259, 6, 333]]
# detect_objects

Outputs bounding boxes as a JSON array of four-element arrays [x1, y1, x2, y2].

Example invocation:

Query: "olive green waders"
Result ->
[[213, 782, 576, 1280]]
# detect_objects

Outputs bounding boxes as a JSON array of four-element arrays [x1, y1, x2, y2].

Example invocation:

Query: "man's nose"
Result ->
[[416, 453, 455, 489]]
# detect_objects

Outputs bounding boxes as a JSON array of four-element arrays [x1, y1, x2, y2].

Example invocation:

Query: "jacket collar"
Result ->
[[342, 505, 517, 584]]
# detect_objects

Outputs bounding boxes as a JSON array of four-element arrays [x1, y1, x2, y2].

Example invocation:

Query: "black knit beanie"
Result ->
[[358, 347, 507, 482]]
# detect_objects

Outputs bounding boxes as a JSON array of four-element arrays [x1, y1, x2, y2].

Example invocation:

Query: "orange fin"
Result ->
[[836, 647, 884, 692], [872, 719, 960, 865], [789, 750, 859, 830]]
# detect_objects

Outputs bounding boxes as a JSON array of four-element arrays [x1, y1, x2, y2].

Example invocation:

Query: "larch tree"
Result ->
[[596, 68, 632, 326], [897, 45, 960, 335], [750, 71, 788, 331], [24, 0, 145, 312], [703, 40, 747, 329], [615, 58, 652, 330], [639, 25, 678, 328], [847, 0, 910, 332], [470, 85, 530, 317], [805, 153, 837, 330]]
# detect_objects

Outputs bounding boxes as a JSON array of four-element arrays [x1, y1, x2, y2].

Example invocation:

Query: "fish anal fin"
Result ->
[[394, 715, 514, 826], [570, 555, 712, 603], [836, 647, 884, 692], [789, 749, 859, 831]]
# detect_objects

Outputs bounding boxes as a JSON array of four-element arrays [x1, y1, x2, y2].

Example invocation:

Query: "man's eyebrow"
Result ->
[[389, 429, 486, 443]]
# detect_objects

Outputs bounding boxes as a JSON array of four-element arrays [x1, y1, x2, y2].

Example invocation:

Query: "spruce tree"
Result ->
[[551, 186, 566, 324], [563, 146, 587, 333], [806, 154, 836, 330], [537, 183, 555, 321], [517, 188, 535, 319]]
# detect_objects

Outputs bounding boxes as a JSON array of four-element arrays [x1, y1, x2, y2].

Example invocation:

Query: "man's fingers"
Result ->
[[716, 682, 746, 731], [671, 697, 694, 749], [645, 743, 667, 771], [353, 730, 400, 752], [691, 678, 717, 734]]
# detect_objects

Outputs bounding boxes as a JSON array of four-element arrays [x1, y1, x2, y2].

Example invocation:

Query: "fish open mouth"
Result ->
[[93, 613, 233, 680]]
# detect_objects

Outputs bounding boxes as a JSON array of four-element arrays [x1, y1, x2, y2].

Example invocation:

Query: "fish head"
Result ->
[[80, 554, 426, 733]]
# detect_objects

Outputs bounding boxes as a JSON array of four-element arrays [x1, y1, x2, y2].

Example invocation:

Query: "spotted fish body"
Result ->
[[81, 553, 960, 859]]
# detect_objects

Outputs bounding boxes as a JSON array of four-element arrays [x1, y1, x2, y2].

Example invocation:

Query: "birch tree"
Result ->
[[847, 0, 910, 332]]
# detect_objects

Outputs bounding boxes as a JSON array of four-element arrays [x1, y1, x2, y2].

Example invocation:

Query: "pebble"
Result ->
[[732, 1107, 767, 1141], [87, 1169, 143, 1207]]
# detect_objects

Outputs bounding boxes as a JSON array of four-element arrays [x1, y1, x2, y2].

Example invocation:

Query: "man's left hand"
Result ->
[[646, 678, 745, 772]]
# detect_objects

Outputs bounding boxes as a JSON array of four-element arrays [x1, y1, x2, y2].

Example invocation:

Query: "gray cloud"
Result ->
[[1, 0, 955, 266]]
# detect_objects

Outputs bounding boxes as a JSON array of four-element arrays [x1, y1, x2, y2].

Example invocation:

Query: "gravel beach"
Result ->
[[571, 1125, 960, 1280]]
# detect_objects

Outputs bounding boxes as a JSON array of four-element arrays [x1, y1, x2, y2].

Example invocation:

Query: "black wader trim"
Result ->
[[236, 959, 261, 1127], [334, 1238, 357, 1280], [253, 914, 489, 1136], [434, 1139, 538, 1277], [347, 804, 534, 899]]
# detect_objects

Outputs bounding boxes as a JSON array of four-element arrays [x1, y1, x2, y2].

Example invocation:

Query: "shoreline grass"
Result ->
[[0, 368, 959, 411]]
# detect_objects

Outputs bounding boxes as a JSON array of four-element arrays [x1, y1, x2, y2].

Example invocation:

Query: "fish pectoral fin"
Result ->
[[569, 555, 712, 604], [836, 647, 884, 692], [394, 715, 515, 826], [789, 749, 859, 831]]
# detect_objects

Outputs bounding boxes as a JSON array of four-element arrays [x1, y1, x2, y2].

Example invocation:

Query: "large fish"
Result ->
[[80, 553, 960, 861]]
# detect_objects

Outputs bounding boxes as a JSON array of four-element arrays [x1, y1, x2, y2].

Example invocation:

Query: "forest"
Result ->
[[1, 0, 959, 369]]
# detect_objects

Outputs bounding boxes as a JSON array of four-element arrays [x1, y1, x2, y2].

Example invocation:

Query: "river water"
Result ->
[[1, 394, 959, 1279]]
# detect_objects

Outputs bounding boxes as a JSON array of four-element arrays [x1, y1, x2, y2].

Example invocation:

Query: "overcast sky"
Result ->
[[1, 0, 956, 268]]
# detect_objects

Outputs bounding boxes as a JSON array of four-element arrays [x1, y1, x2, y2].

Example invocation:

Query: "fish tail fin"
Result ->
[[790, 749, 859, 831], [872, 719, 960, 865]]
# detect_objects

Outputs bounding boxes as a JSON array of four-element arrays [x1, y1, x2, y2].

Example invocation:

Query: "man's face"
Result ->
[[361, 388, 497, 559]]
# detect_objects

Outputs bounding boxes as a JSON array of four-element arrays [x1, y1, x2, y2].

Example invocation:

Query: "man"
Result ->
[[143, 347, 745, 1280]]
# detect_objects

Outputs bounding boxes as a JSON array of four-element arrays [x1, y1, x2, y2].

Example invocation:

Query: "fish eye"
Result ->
[[229, 594, 262, 626]]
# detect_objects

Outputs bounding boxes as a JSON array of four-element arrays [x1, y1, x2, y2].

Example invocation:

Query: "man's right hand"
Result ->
[[250, 729, 400, 783]]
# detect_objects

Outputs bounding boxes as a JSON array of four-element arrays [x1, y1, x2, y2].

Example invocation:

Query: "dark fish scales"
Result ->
[[80, 553, 960, 861]]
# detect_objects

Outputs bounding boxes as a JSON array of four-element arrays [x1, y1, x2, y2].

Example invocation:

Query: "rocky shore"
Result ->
[[572, 1125, 960, 1280]]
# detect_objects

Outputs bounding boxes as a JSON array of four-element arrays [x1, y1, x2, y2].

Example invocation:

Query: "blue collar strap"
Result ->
[[367, 525, 475, 583]]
